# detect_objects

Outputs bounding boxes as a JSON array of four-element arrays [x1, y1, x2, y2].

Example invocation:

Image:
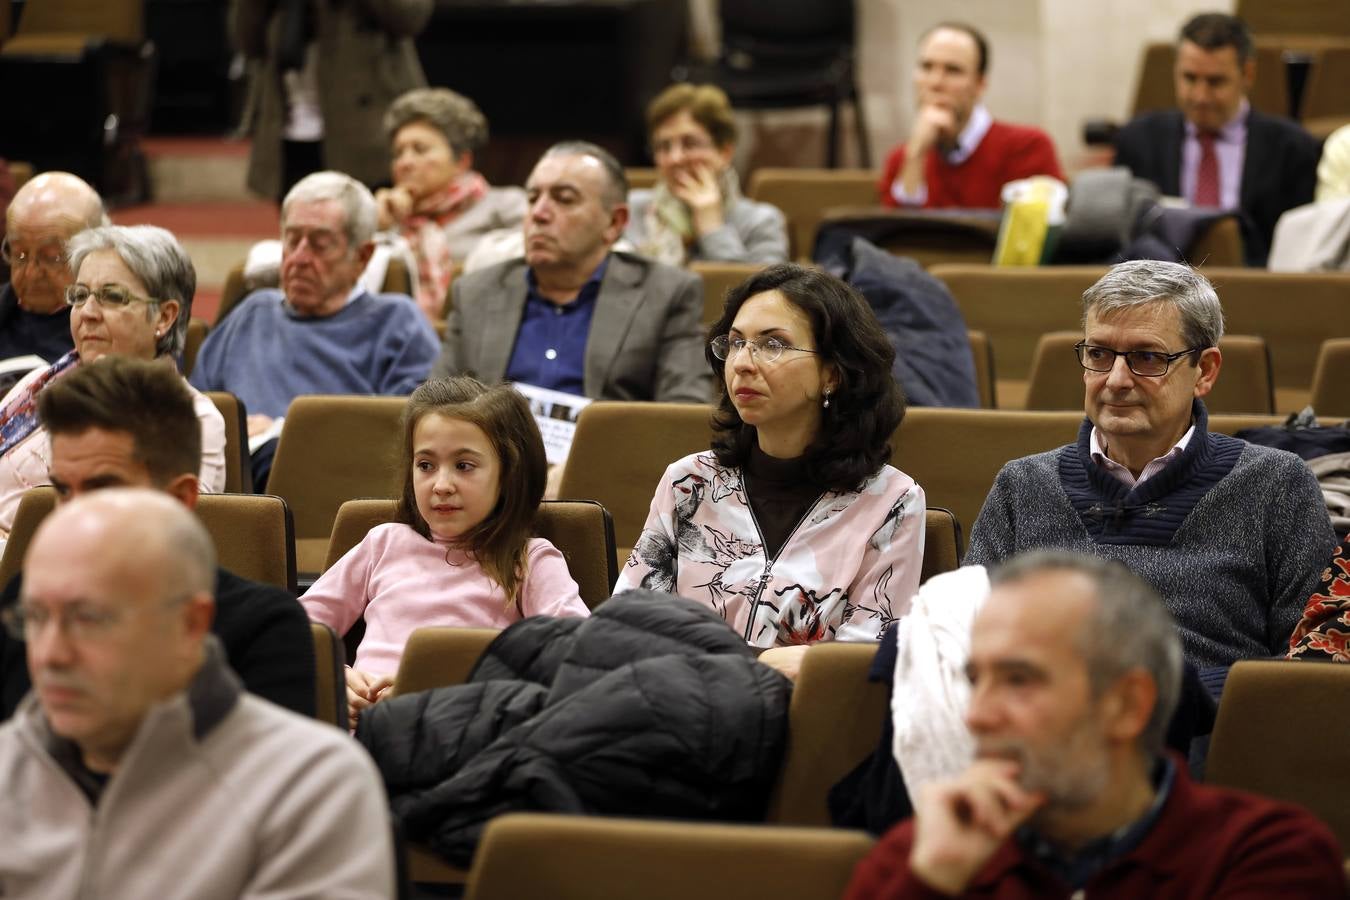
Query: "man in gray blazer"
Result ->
[[431, 141, 711, 403]]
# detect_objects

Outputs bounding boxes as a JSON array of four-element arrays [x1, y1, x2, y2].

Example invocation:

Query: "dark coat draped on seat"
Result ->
[[355, 590, 793, 866]]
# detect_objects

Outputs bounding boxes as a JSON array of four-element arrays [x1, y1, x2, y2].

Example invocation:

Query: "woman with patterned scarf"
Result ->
[[375, 88, 526, 320], [627, 83, 789, 267]]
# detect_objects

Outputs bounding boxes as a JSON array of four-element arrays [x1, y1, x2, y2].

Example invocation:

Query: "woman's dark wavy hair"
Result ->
[[706, 263, 905, 492], [394, 376, 548, 605]]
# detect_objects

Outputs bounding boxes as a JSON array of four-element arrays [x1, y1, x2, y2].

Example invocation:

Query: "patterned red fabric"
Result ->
[[1288, 533, 1350, 661], [398, 171, 489, 319]]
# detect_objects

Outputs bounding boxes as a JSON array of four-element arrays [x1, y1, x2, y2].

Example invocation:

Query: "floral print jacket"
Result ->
[[1288, 532, 1350, 661], [615, 452, 927, 648]]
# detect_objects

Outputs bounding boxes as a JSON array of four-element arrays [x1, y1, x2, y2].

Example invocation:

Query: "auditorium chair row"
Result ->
[[177, 395, 1329, 585], [687, 261, 1350, 416], [929, 264, 1350, 415]]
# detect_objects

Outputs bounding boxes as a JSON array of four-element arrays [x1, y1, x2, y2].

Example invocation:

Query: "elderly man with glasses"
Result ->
[[189, 170, 439, 485], [964, 259, 1335, 671], [0, 172, 107, 364]]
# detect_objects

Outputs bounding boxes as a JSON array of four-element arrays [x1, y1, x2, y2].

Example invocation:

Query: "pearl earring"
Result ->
[[822, 390, 832, 409]]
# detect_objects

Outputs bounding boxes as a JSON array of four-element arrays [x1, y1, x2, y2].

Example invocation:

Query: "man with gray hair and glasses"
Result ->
[[846, 551, 1344, 899], [190, 171, 439, 483], [0, 172, 107, 363], [964, 259, 1335, 670], [0, 489, 393, 897]]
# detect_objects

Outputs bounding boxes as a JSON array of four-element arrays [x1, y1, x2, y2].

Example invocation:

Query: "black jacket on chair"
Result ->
[[1112, 108, 1320, 266], [355, 590, 793, 867]]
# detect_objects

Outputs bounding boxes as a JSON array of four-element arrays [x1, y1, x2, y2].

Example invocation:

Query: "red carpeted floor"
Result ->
[[106, 137, 276, 322], [110, 201, 277, 238]]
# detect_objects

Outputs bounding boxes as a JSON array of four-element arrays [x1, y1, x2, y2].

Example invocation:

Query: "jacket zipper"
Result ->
[[742, 490, 826, 643]]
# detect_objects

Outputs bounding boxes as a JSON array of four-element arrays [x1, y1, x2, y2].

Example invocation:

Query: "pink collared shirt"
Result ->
[[1090, 424, 1195, 489], [1180, 100, 1248, 211]]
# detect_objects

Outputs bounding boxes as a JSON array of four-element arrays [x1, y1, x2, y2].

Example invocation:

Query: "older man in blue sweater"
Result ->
[[964, 260, 1335, 669], [190, 171, 438, 481]]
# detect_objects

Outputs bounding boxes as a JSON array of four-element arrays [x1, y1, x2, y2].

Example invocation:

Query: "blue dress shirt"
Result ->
[[504, 259, 607, 396]]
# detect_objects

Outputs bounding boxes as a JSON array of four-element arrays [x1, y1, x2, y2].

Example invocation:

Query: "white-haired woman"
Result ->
[[0, 225, 225, 543]]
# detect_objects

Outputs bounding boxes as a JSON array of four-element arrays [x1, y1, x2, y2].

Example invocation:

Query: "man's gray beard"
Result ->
[[978, 735, 1111, 813]]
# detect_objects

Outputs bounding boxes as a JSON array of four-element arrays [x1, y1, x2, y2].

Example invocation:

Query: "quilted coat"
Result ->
[[355, 590, 793, 865]]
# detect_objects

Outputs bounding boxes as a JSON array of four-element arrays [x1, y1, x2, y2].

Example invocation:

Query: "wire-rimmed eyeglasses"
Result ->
[[65, 283, 161, 309], [709, 335, 821, 365]]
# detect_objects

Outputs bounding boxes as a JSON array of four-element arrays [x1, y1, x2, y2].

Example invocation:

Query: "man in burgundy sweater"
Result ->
[[846, 551, 1345, 900], [878, 23, 1063, 210]]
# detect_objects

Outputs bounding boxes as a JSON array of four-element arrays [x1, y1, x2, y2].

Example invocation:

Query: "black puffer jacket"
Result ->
[[355, 590, 793, 866]]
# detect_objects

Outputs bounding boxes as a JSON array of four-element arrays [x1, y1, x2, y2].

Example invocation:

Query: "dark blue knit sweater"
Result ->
[[965, 402, 1337, 667]]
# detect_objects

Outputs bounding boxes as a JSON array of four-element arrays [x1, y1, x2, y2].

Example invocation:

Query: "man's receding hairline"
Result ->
[[920, 24, 985, 74], [535, 149, 625, 207]]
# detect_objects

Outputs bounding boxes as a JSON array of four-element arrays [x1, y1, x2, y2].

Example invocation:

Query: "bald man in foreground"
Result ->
[[0, 172, 107, 363], [0, 490, 394, 899]]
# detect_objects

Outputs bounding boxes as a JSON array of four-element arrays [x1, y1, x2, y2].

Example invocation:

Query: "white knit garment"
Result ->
[[891, 565, 990, 803]]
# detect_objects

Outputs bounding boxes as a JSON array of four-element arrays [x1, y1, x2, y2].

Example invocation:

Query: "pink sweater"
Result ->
[[301, 523, 588, 676]]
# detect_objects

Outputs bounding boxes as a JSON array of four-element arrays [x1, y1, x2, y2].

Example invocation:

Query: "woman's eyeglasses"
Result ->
[[710, 335, 820, 365], [65, 284, 161, 309]]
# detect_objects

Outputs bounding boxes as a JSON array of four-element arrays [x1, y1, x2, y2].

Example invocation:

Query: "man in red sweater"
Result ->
[[878, 23, 1063, 210], [846, 550, 1345, 900]]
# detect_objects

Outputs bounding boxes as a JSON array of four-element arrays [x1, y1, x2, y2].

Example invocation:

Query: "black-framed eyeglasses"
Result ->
[[65, 283, 161, 309], [1074, 341, 1202, 377], [1, 237, 66, 272], [710, 334, 821, 365]]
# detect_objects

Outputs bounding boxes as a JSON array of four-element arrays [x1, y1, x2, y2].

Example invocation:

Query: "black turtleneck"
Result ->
[[743, 444, 826, 559]]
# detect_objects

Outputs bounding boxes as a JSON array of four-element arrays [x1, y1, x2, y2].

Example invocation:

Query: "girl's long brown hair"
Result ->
[[394, 377, 548, 605]]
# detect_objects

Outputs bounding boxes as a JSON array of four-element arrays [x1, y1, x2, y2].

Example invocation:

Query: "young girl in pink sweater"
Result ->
[[301, 377, 589, 727]]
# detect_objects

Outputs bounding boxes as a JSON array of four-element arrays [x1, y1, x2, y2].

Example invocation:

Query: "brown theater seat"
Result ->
[[182, 316, 209, 379], [746, 168, 877, 261], [766, 641, 888, 826], [0, 487, 296, 592], [204, 390, 252, 494], [967, 329, 996, 408], [624, 167, 660, 191], [1311, 338, 1350, 418], [689, 260, 763, 328], [557, 401, 714, 556], [464, 813, 874, 900], [922, 508, 962, 583], [1208, 660, 1350, 849], [309, 622, 345, 728], [932, 264, 1350, 412], [390, 625, 499, 699], [265, 396, 407, 576]]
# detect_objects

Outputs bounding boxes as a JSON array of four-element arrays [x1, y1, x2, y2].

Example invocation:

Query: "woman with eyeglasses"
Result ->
[[0, 225, 226, 544], [616, 264, 925, 665], [625, 84, 789, 266]]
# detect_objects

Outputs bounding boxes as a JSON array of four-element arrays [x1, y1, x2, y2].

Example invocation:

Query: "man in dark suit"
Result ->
[[432, 141, 710, 404], [1112, 13, 1319, 266]]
